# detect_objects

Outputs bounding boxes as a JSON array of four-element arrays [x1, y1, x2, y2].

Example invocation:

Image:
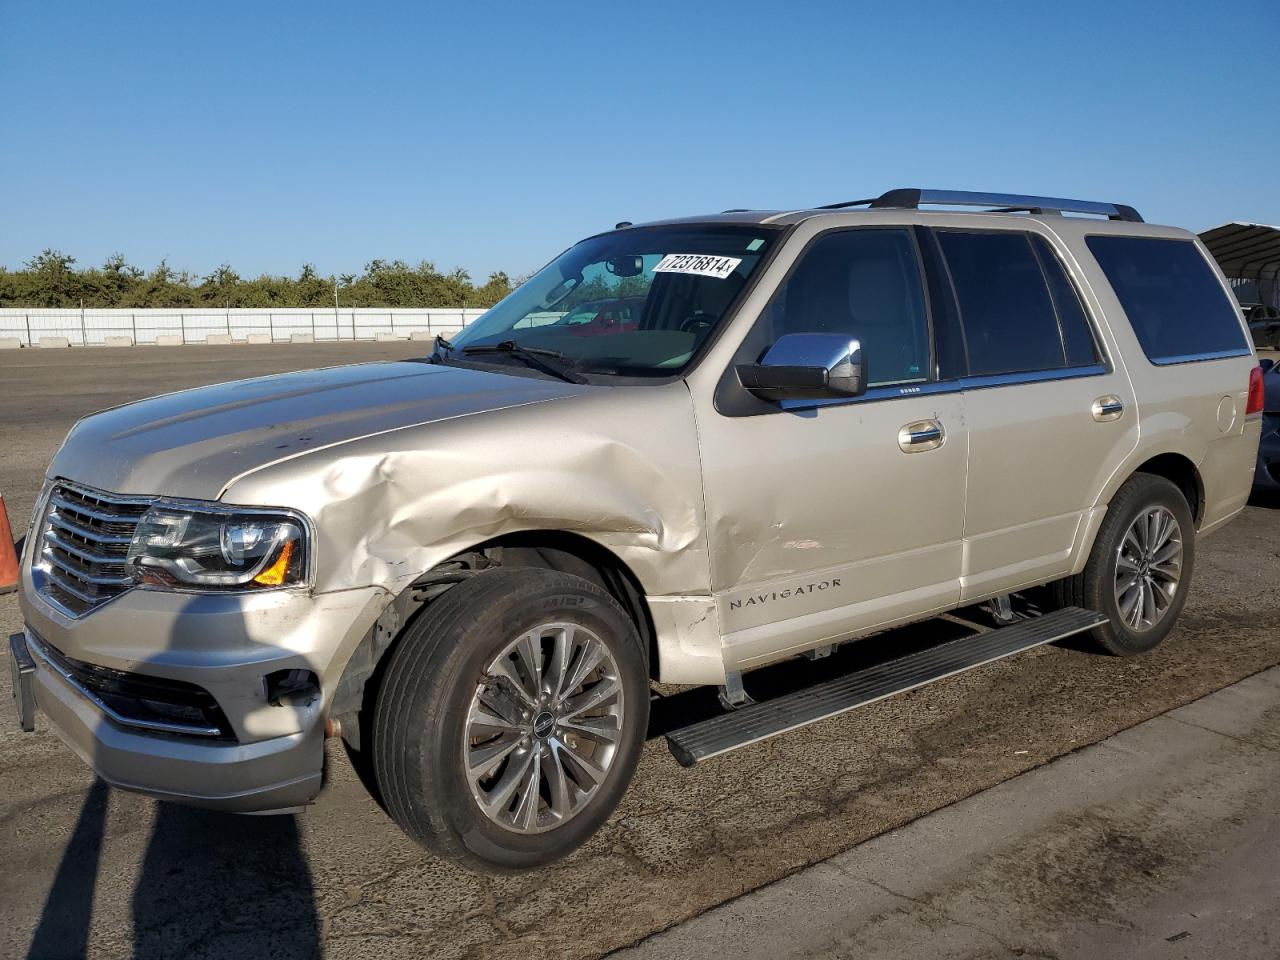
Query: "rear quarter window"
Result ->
[[1086, 236, 1249, 364]]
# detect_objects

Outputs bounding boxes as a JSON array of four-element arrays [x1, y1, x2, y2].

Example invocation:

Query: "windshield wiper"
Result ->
[[462, 341, 588, 384]]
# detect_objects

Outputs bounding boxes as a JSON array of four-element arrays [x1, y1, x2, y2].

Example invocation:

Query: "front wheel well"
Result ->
[[1131, 453, 1204, 526], [465, 531, 657, 676], [331, 532, 659, 759]]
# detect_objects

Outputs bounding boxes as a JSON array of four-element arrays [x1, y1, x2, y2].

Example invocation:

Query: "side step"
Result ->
[[666, 606, 1107, 767]]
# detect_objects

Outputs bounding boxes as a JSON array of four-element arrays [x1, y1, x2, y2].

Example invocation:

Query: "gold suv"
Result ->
[[11, 189, 1263, 873]]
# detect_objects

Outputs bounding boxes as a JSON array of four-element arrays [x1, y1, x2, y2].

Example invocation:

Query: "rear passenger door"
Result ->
[[926, 228, 1139, 600]]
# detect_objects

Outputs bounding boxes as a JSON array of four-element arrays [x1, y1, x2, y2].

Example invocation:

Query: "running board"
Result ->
[[666, 606, 1108, 767]]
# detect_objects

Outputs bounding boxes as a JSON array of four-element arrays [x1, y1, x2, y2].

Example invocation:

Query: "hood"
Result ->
[[49, 361, 589, 500]]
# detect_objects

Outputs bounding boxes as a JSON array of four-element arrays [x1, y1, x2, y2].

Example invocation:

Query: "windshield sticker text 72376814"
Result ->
[[653, 253, 743, 280]]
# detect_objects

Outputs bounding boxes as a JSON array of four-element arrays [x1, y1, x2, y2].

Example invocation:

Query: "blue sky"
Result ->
[[2, 0, 1277, 280]]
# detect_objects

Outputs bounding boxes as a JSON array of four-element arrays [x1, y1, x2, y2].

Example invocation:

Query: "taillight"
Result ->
[[1247, 366, 1265, 416]]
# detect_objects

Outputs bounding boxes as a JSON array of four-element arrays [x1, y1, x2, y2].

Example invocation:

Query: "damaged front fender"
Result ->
[[219, 381, 721, 682]]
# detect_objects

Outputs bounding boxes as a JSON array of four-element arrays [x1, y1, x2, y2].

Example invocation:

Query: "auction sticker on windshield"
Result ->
[[653, 254, 743, 279]]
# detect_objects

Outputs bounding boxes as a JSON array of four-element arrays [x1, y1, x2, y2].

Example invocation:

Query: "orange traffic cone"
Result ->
[[0, 492, 19, 595]]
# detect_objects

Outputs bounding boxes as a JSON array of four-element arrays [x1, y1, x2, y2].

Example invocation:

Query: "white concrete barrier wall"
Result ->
[[0, 308, 487, 346]]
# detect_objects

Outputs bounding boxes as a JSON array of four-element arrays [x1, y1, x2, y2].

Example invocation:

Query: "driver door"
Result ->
[[695, 227, 968, 671]]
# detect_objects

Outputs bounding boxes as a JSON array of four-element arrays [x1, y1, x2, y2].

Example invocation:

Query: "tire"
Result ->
[[1050, 473, 1196, 656], [371, 567, 649, 873]]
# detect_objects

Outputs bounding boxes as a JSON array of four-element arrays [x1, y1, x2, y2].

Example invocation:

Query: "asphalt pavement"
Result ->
[[2, 343, 1278, 960], [615, 667, 1280, 960]]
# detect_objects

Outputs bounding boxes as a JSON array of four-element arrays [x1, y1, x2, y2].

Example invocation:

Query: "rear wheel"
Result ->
[[371, 567, 648, 873], [1050, 473, 1195, 655]]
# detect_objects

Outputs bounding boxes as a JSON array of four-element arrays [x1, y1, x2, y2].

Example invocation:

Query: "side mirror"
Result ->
[[736, 333, 865, 401]]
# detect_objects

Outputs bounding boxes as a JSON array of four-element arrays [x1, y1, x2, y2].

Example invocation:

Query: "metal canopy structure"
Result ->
[[1199, 222, 1280, 280], [1200, 221, 1280, 312]]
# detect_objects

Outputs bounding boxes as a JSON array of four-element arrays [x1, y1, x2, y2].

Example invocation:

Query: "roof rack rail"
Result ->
[[819, 188, 1143, 223]]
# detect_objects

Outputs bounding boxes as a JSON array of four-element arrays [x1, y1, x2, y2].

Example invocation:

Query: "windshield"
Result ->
[[448, 225, 776, 377]]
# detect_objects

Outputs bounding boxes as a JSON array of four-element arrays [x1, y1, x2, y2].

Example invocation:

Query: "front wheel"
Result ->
[[1051, 473, 1196, 656], [371, 567, 649, 873]]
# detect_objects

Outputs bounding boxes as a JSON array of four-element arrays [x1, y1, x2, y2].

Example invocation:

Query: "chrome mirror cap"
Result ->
[[737, 333, 865, 401]]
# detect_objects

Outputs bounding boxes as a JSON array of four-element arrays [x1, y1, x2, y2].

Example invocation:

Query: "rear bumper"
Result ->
[[16, 574, 388, 813]]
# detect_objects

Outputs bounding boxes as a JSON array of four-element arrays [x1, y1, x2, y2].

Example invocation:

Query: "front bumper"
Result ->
[[17, 571, 387, 813]]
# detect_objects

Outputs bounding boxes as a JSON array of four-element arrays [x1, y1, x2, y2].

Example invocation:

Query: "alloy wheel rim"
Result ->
[[1113, 506, 1183, 632], [464, 622, 624, 834]]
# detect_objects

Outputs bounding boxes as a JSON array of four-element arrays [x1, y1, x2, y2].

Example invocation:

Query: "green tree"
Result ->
[[474, 271, 514, 306], [199, 264, 242, 306], [24, 249, 80, 306], [0, 251, 519, 310]]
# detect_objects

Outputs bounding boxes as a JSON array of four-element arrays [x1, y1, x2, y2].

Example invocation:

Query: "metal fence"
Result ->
[[0, 307, 488, 347]]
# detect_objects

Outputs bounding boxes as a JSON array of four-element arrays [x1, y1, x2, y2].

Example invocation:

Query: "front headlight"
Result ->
[[126, 505, 309, 591]]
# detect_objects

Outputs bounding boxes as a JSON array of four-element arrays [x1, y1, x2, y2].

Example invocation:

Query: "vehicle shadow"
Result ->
[[23, 587, 323, 960], [25, 784, 319, 960], [1248, 487, 1280, 510], [25, 779, 109, 960], [130, 805, 319, 960]]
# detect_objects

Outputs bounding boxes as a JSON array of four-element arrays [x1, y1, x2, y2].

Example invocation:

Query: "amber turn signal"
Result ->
[[253, 540, 295, 586]]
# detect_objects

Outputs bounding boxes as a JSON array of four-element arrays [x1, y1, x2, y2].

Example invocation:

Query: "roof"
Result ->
[[624, 208, 1181, 234], [1198, 222, 1280, 280], [621, 189, 1169, 234]]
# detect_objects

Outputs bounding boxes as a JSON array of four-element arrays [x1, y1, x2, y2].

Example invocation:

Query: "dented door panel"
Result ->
[[695, 392, 968, 670]]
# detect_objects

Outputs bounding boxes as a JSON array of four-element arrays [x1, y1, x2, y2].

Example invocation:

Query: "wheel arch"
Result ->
[[456, 530, 659, 676], [328, 530, 660, 755], [1070, 449, 1205, 580], [1129, 452, 1205, 526]]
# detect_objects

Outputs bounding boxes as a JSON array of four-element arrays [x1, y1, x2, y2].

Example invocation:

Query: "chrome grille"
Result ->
[[35, 482, 153, 616]]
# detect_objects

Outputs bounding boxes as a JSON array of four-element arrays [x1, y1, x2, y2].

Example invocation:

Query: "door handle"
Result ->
[[1092, 395, 1124, 422], [899, 419, 945, 452]]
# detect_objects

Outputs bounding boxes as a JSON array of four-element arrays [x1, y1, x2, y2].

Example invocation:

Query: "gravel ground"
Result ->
[[2, 343, 1278, 960]]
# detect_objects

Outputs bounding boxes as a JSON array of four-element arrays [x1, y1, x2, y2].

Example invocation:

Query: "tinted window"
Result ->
[[1032, 236, 1100, 367], [917, 228, 968, 380], [1086, 236, 1248, 364], [760, 229, 930, 387], [938, 231, 1065, 376]]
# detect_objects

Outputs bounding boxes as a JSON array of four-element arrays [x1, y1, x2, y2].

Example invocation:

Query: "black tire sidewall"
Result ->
[[1085, 475, 1196, 655], [374, 568, 649, 872]]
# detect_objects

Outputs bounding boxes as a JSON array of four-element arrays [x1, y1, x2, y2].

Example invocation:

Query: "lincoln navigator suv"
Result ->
[[10, 189, 1264, 873]]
